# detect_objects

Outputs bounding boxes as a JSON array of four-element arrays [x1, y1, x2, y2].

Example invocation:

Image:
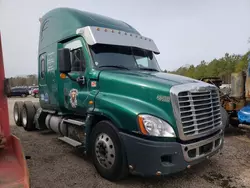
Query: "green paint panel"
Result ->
[[39, 7, 140, 51], [94, 70, 198, 136]]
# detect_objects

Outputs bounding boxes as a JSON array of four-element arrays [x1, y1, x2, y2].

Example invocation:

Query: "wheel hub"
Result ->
[[95, 133, 115, 169]]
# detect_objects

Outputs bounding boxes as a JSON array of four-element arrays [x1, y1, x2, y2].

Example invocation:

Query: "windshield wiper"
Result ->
[[138, 67, 159, 72], [98, 65, 129, 70]]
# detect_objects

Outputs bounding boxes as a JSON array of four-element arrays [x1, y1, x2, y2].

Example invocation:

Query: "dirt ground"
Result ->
[[8, 97, 250, 188]]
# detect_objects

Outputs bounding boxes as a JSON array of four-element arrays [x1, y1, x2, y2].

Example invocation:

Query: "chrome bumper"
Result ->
[[181, 130, 224, 162]]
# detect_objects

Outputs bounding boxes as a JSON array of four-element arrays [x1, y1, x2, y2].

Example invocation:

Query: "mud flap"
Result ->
[[0, 135, 30, 188]]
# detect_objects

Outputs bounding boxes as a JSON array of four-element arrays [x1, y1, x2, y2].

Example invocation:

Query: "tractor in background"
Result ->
[[201, 71, 248, 127]]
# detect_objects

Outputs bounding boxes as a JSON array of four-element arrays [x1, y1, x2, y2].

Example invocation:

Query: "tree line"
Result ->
[[7, 50, 250, 87], [167, 51, 250, 84], [8, 74, 38, 87]]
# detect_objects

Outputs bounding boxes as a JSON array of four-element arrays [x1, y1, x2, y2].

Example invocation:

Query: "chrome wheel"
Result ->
[[95, 133, 115, 169], [22, 108, 27, 127]]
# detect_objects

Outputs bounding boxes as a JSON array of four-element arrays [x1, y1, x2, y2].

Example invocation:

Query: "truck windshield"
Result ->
[[90, 44, 162, 71]]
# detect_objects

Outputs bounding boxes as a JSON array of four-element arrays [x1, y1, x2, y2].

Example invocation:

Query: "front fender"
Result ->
[[93, 92, 177, 133]]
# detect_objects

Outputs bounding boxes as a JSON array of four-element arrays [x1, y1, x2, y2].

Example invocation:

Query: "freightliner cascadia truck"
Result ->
[[13, 8, 227, 181]]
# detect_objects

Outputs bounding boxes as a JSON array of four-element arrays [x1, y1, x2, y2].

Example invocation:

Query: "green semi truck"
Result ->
[[13, 8, 226, 181]]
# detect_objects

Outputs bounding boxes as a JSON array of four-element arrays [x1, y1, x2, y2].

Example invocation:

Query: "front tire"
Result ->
[[91, 120, 128, 181], [22, 101, 36, 131]]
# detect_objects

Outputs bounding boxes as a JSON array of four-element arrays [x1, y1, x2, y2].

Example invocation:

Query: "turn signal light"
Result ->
[[60, 73, 67, 79], [138, 116, 148, 135]]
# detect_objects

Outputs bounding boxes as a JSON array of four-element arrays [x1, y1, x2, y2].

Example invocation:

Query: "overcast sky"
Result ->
[[0, 0, 250, 77]]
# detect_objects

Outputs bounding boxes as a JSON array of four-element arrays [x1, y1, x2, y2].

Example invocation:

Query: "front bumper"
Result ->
[[120, 130, 224, 176]]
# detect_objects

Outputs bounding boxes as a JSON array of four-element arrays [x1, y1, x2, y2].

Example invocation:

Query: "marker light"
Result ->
[[60, 73, 67, 79]]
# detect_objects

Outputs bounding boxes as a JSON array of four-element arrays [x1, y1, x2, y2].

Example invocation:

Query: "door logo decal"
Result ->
[[91, 81, 97, 87], [69, 89, 78, 108]]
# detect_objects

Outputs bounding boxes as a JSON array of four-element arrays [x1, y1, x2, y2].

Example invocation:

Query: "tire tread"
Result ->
[[13, 101, 24, 126], [22, 101, 36, 131]]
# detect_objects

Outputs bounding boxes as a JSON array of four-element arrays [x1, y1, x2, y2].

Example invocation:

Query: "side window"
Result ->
[[71, 48, 84, 72], [64, 40, 86, 72], [40, 56, 46, 79]]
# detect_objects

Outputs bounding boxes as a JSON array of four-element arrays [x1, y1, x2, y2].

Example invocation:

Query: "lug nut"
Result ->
[[129, 165, 134, 170], [156, 171, 162, 176]]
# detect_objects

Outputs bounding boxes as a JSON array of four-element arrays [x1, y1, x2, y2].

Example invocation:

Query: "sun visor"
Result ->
[[76, 26, 160, 54]]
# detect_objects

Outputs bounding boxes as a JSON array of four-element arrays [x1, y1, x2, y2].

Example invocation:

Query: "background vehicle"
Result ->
[[13, 8, 226, 181], [0, 33, 29, 188], [201, 71, 248, 127], [28, 86, 38, 95], [31, 87, 39, 98], [9, 87, 29, 97]]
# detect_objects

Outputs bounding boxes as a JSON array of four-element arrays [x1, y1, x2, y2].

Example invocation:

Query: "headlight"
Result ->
[[138, 114, 176, 137]]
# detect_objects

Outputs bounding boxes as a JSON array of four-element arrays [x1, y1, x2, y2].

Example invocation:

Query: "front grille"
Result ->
[[177, 89, 221, 136]]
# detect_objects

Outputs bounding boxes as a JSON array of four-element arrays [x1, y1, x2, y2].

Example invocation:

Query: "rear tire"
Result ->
[[229, 111, 239, 127], [22, 101, 36, 131], [91, 120, 128, 181], [13, 101, 24, 126], [21, 94, 27, 98], [220, 106, 229, 129]]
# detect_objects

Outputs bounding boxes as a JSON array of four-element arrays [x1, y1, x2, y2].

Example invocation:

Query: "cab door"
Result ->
[[60, 37, 90, 115]]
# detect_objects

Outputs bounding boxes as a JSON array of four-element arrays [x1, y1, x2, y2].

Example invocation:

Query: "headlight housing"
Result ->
[[138, 114, 176, 137]]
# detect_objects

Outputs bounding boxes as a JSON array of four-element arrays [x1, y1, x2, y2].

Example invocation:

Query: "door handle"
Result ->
[[76, 76, 85, 85]]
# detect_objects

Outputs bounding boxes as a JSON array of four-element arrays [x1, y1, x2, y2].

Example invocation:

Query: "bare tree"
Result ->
[[8, 75, 38, 87]]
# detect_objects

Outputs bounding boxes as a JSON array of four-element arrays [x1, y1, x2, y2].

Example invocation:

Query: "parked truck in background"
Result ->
[[13, 8, 226, 181]]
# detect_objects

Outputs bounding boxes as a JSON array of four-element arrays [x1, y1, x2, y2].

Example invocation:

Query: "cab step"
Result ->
[[63, 119, 85, 127], [58, 136, 82, 147]]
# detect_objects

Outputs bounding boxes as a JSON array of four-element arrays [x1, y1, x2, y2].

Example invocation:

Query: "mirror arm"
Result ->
[[65, 73, 85, 85], [65, 73, 77, 82]]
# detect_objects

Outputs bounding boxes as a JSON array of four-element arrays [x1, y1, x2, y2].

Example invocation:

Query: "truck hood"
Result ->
[[97, 70, 202, 133], [99, 70, 200, 88]]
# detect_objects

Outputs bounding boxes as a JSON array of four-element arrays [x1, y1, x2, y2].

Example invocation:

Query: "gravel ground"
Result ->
[[8, 97, 250, 188]]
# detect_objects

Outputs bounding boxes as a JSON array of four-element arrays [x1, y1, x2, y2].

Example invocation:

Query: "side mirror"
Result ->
[[58, 48, 71, 73]]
